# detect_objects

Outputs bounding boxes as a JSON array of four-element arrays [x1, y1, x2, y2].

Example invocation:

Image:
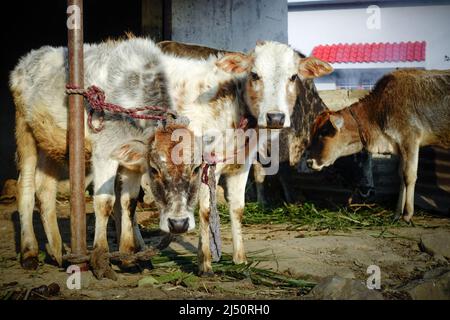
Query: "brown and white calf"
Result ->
[[9, 38, 203, 269], [253, 57, 329, 204], [157, 41, 330, 203], [10, 37, 331, 274], [306, 69, 450, 221], [158, 40, 332, 274]]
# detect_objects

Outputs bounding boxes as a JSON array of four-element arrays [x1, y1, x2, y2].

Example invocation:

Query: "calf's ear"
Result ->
[[111, 140, 148, 172], [329, 114, 344, 131], [298, 57, 333, 79], [216, 53, 252, 74]]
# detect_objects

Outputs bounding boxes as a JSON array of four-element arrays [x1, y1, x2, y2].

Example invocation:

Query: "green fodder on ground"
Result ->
[[218, 202, 424, 231], [137, 202, 426, 297], [146, 250, 316, 294]]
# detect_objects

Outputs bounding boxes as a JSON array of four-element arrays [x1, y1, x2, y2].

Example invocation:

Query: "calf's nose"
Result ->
[[266, 112, 285, 128], [168, 217, 190, 234], [306, 159, 314, 168]]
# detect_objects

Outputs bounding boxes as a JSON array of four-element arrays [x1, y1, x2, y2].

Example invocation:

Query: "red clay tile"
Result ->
[[311, 41, 426, 63]]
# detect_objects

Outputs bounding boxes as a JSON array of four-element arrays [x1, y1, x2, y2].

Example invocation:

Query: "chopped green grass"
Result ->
[[218, 202, 417, 231], [148, 250, 315, 292], [139, 201, 423, 296]]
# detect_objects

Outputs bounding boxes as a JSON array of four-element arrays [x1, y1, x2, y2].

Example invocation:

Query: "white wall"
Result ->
[[288, 4, 450, 69], [171, 0, 287, 52]]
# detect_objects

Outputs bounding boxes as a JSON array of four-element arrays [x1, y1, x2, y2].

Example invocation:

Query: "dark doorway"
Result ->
[[0, 1, 142, 187]]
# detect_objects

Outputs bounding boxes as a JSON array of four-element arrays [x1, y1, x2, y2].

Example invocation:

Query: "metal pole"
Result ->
[[67, 0, 86, 260]]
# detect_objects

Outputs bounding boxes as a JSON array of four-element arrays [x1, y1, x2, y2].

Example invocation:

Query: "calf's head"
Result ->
[[306, 110, 363, 170], [216, 41, 333, 129], [112, 123, 201, 234]]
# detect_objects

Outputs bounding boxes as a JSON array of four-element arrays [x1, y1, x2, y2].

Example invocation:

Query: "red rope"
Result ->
[[66, 85, 174, 132], [66, 84, 250, 184]]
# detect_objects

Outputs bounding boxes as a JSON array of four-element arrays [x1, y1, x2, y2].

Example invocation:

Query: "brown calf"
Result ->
[[307, 69, 450, 221]]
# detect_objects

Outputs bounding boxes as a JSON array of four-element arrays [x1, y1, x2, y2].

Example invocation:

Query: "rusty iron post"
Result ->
[[67, 0, 87, 260]]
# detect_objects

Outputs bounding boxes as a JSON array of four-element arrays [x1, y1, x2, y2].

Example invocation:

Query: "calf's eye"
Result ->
[[149, 166, 159, 176], [290, 74, 298, 82], [250, 72, 260, 81], [192, 165, 201, 176]]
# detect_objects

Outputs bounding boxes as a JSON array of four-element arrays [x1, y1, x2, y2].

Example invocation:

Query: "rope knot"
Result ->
[[65, 84, 174, 133], [85, 85, 106, 111]]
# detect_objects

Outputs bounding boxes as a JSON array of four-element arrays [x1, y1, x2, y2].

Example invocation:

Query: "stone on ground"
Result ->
[[398, 268, 450, 300], [420, 231, 450, 259], [306, 276, 383, 300]]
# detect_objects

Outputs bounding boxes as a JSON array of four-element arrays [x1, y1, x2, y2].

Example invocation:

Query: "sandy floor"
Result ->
[[1, 199, 449, 300]]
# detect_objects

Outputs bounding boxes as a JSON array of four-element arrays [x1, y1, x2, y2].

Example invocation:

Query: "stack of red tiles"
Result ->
[[311, 41, 426, 63]]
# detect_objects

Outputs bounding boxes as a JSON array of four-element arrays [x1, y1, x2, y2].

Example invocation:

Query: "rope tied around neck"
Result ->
[[201, 116, 250, 262], [348, 107, 368, 149], [66, 84, 176, 132]]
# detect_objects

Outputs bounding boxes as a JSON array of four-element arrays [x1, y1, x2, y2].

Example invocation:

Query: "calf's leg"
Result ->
[[197, 183, 213, 276], [400, 143, 420, 222], [117, 169, 141, 256], [90, 159, 119, 280], [35, 151, 62, 266], [278, 163, 294, 203], [15, 111, 39, 269], [395, 159, 407, 220], [92, 159, 119, 252], [113, 187, 146, 251], [226, 169, 250, 265], [253, 162, 267, 206], [133, 212, 146, 250]]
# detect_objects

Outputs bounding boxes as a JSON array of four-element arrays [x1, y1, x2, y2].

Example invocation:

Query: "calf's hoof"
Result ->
[[21, 256, 39, 270], [403, 216, 415, 227], [45, 244, 63, 267], [233, 254, 247, 265], [198, 270, 215, 278], [90, 248, 118, 281], [117, 259, 140, 273]]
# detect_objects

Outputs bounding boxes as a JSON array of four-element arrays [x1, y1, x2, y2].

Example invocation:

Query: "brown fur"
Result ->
[[355, 69, 450, 147], [209, 80, 238, 118], [308, 69, 450, 220], [286, 73, 328, 166], [215, 53, 252, 74], [310, 110, 333, 139], [233, 207, 244, 222], [245, 78, 263, 118], [310, 69, 450, 158], [285, 81, 297, 114], [152, 123, 195, 179], [213, 80, 237, 102], [15, 111, 36, 173], [13, 90, 92, 164], [197, 207, 212, 274], [157, 40, 232, 59], [298, 57, 334, 79], [96, 198, 114, 218], [14, 100, 39, 261]]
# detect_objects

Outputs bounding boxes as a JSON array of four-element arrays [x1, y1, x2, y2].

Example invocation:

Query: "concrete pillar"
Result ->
[[170, 0, 287, 52]]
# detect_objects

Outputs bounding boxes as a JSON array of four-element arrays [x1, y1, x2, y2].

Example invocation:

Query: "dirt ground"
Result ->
[[1, 198, 449, 300]]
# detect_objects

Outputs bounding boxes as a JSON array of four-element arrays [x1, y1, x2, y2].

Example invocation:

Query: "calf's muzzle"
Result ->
[[266, 112, 285, 128], [168, 217, 190, 234]]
